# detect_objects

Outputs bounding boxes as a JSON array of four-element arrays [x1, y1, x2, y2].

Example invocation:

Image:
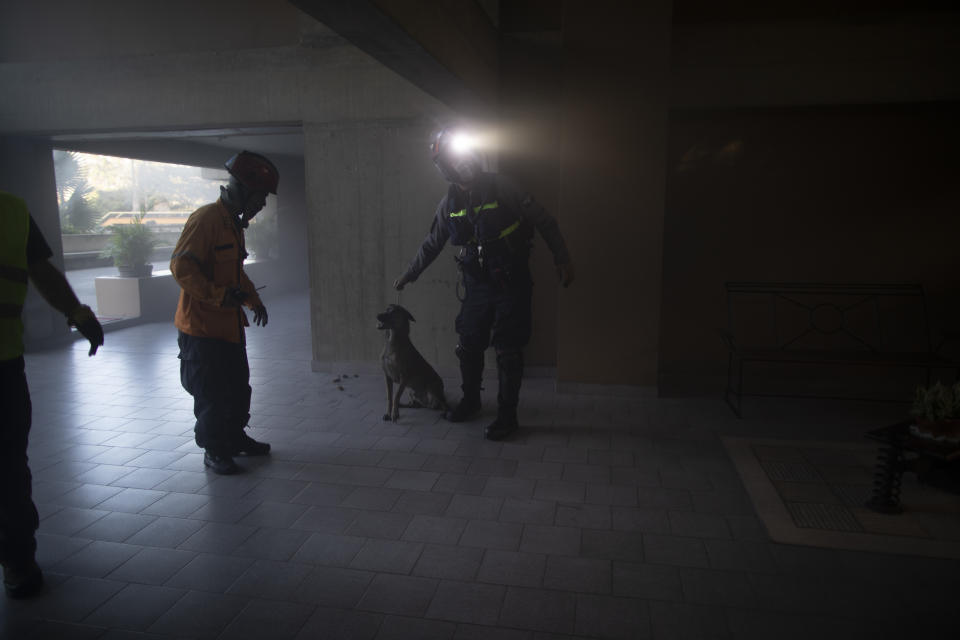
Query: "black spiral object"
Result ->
[[866, 443, 905, 514]]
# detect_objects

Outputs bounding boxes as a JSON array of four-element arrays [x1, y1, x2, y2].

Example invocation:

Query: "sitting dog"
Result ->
[[377, 304, 449, 422]]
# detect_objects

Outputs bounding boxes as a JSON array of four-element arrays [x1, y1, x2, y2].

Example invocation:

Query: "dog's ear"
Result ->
[[399, 306, 416, 323]]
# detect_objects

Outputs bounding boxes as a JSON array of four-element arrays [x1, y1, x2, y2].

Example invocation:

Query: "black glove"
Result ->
[[68, 304, 104, 356], [252, 303, 268, 327], [223, 287, 250, 308]]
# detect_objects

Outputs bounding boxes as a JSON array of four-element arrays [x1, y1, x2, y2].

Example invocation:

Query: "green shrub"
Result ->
[[911, 381, 960, 422], [100, 212, 158, 267]]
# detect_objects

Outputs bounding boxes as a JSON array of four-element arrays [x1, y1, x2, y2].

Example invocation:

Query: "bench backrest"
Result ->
[[724, 282, 933, 354]]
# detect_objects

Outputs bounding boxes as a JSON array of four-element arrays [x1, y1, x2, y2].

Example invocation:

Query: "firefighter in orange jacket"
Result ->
[[170, 151, 276, 474]]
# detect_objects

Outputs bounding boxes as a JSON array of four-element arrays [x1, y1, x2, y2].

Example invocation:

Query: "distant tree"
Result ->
[[53, 150, 102, 232], [53, 150, 84, 209], [63, 182, 102, 232]]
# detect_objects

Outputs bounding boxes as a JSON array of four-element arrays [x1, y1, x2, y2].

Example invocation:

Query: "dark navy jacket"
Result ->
[[403, 173, 570, 283]]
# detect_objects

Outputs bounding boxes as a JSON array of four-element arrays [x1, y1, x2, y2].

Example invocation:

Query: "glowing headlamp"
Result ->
[[449, 133, 477, 155]]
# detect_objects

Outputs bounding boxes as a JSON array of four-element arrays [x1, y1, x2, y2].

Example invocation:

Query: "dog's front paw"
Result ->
[[391, 413, 400, 423], [382, 413, 391, 421]]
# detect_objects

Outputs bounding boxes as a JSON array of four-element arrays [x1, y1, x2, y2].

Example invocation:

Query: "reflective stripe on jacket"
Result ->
[[444, 176, 529, 248], [0, 192, 30, 361], [170, 199, 262, 344], [402, 172, 570, 284]]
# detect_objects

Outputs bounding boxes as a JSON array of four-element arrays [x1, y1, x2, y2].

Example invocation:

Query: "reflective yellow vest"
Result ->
[[0, 191, 30, 361]]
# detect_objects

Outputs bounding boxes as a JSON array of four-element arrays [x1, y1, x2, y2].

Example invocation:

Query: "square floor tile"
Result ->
[[73, 511, 156, 543], [226, 559, 313, 600], [53, 540, 141, 578], [40, 506, 109, 536], [477, 550, 546, 588], [107, 547, 197, 585], [413, 544, 484, 581], [95, 488, 166, 514], [543, 556, 611, 594], [218, 599, 315, 640], [232, 526, 311, 561], [178, 521, 258, 554], [125, 516, 205, 548], [459, 520, 522, 551], [356, 573, 438, 616], [498, 586, 576, 634], [575, 593, 652, 639], [425, 579, 506, 626], [294, 565, 374, 608], [165, 553, 254, 593], [294, 606, 383, 640], [141, 492, 209, 517], [291, 532, 366, 566], [83, 583, 186, 630], [148, 590, 249, 639], [349, 539, 424, 574]]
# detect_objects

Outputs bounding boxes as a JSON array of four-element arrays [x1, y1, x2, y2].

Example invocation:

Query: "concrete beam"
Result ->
[[289, 0, 497, 117]]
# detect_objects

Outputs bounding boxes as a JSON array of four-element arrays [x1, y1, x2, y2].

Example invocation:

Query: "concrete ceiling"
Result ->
[[52, 125, 305, 159], [289, 0, 496, 118]]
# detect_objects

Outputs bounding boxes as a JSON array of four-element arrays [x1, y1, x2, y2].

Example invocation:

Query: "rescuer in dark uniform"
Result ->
[[394, 127, 575, 440]]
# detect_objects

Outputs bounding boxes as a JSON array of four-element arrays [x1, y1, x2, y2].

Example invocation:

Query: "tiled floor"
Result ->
[[2, 290, 957, 639]]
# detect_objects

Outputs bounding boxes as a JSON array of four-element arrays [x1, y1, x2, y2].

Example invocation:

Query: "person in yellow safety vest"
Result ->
[[169, 151, 275, 475], [0, 190, 104, 599]]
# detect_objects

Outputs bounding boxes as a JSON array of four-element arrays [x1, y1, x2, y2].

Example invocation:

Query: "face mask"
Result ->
[[451, 156, 478, 184]]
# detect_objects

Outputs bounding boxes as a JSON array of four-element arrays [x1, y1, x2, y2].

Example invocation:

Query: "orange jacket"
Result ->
[[170, 199, 262, 344]]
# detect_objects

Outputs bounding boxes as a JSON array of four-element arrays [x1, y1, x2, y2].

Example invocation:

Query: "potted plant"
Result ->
[[909, 381, 960, 443], [101, 211, 158, 278]]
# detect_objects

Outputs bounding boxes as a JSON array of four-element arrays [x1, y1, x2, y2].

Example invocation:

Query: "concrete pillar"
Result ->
[[557, 1, 672, 392], [305, 118, 460, 371], [498, 25, 565, 371], [0, 136, 73, 349]]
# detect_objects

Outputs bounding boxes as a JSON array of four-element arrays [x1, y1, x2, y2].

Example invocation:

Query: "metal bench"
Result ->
[[720, 282, 958, 417]]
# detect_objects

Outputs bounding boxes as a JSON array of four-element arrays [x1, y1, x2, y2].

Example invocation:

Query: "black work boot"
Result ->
[[232, 431, 271, 456], [445, 346, 484, 422], [485, 405, 519, 441], [3, 559, 43, 599], [204, 450, 240, 475], [485, 349, 523, 441]]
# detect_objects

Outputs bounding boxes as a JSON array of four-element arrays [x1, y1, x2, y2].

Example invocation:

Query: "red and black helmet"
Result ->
[[224, 151, 279, 194], [430, 127, 453, 161]]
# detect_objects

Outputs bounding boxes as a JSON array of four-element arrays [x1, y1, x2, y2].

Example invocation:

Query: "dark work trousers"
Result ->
[[178, 332, 251, 454], [455, 265, 533, 353], [0, 356, 39, 569]]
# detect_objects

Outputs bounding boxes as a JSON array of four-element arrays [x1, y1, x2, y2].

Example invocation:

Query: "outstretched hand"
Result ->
[[69, 304, 104, 356], [556, 261, 575, 288], [252, 303, 268, 327], [393, 273, 411, 291]]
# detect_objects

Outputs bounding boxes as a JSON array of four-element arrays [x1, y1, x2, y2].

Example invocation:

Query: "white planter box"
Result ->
[[95, 272, 181, 321]]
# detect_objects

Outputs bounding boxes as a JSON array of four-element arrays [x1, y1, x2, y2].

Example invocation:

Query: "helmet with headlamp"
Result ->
[[431, 127, 483, 185]]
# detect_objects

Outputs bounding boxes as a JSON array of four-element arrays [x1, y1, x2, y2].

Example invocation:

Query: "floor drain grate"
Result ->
[[759, 458, 822, 483], [787, 502, 863, 532], [831, 484, 873, 508]]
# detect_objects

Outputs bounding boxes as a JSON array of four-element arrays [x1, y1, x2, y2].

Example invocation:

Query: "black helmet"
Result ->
[[224, 150, 279, 194], [430, 127, 482, 184]]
